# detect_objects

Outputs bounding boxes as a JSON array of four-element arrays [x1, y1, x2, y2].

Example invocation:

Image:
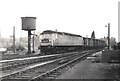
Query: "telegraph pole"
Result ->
[[108, 23, 110, 50], [105, 23, 110, 50], [13, 26, 15, 53]]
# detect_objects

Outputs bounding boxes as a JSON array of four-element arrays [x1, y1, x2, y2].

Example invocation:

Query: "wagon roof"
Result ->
[[41, 30, 82, 37], [83, 37, 105, 42]]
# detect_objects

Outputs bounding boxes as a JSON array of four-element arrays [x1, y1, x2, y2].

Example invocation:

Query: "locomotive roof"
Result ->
[[41, 30, 82, 37]]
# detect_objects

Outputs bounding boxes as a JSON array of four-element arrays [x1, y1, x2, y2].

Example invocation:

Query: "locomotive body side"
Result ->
[[55, 33, 84, 52], [55, 33, 84, 46]]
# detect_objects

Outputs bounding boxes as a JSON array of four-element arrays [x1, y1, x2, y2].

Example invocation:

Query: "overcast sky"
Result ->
[[0, 0, 119, 42]]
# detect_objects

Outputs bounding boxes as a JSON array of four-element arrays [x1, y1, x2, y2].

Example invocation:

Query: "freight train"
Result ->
[[38, 30, 106, 54]]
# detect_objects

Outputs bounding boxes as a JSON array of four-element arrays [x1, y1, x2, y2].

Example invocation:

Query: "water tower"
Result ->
[[21, 17, 37, 54]]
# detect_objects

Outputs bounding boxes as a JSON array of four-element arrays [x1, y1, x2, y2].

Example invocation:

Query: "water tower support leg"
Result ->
[[28, 30, 31, 54]]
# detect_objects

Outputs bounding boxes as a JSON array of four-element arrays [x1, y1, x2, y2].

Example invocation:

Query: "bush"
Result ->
[[7, 45, 25, 51]]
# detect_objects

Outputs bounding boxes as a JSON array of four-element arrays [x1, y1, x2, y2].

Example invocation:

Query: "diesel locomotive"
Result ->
[[38, 30, 106, 54]]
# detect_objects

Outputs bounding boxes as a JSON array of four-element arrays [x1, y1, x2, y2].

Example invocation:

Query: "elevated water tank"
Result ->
[[21, 17, 36, 31]]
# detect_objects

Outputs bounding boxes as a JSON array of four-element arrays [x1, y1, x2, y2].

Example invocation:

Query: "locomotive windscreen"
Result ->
[[41, 39, 49, 43]]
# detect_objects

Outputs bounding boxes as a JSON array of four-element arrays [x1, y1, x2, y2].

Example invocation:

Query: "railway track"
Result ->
[[1, 54, 60, 71], [1, 51, 83, 79], [1, 50, 99, 80], [1, 52, 78, 71], [31, 50, 99, 80], [31, 51, 91, 80], [2, 53, 79, 79], [1, 52, 40, 60]]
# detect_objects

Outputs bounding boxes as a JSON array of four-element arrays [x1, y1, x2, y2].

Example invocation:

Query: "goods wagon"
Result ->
[[83, 37, 106, 50]]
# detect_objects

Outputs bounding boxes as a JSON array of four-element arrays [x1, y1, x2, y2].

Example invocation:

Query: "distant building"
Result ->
[[0, 38, 12, 48], [100, 37, 108, 46], [100, 37, 117, 48], [110, 37, 117, 48], [0, 47, 7, 54], [19, 37, 28, 47]]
